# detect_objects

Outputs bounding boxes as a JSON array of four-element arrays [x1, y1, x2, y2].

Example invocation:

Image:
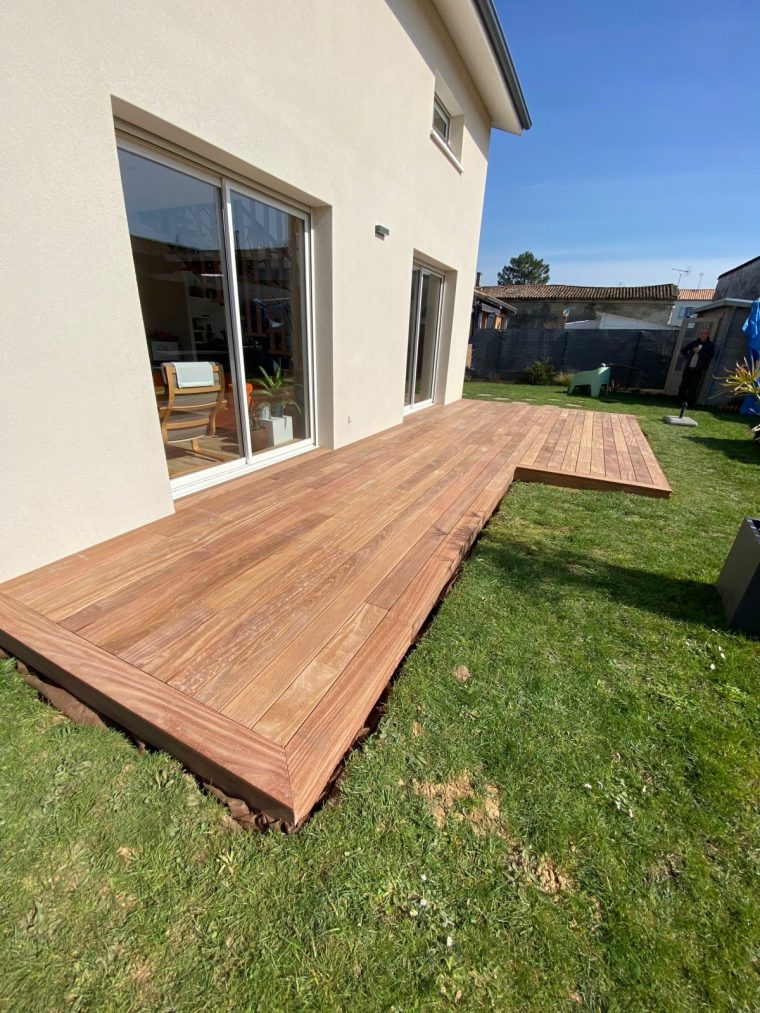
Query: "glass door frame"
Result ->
[[404, 261, 445, 414], [116, 135, 317, 499]]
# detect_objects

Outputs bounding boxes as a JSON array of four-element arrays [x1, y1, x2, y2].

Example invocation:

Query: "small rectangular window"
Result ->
[[432, 96, 451, 144]]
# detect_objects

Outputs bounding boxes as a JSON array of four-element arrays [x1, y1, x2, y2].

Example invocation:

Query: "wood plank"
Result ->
[[0, 593, 295, 821], [590, 414, 606, 475], [0, 399, 671, 827], [627, 416, 671, 491], [548, 411, 578, 470], [172, 552, 363, 698], [618, 414, 653, 484], [216, 451, 503, 722], [533, 409, 570, 467], [576, 411, 594, 474], [514, 466, 671, 499], [254, 603, 386, 745], [367, 530, 447, 610], [286, 617, 413, 822], [560, 410, 585, 473], [600, 414, 621, 479], [609, 413, 638, 483], [518, 406, 553, 465]]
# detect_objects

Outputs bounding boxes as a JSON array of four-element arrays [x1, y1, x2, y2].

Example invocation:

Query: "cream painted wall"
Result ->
[[1, 0, 502, 580]]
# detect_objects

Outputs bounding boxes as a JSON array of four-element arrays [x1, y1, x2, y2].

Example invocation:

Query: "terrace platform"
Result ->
[[0, 400, 670, 824]]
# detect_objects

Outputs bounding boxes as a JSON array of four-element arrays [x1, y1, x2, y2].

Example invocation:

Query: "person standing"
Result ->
[[678, 330, 715, 406]]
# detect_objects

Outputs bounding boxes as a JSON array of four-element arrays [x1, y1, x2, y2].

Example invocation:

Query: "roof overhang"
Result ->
[[474, 290, 516, 313], [695, 298, 753, 313], [431, 0, 531, 133]]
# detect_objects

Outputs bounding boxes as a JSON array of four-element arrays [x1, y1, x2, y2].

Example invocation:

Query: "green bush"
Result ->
[[522, 358, 555, 385]]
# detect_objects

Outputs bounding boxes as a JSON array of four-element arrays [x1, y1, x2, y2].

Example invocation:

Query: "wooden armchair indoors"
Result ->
[[158, 361, 229, 463]]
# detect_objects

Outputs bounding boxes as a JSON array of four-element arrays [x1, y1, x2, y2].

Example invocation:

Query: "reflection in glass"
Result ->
[[415, 272, 442, 403], [117, 148, 242, 479], [405, 267, 421, 406], [230, 190, 310, 452], [404, 265, 442, 408]]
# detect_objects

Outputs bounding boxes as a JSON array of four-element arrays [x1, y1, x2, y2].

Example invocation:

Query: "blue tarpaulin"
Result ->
[[740, 299, 760, 416]]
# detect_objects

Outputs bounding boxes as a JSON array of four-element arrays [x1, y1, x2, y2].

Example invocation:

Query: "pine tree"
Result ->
[[497, 251, 550, 285]]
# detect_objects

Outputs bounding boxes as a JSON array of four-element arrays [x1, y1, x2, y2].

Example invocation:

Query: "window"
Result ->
[[117, 142, 313, 488], [405, 264, 444, 410], [432, 96, 451, 144]]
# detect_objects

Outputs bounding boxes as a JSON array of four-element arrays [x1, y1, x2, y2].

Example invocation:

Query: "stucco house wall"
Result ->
[[0, 0, 525, 580]]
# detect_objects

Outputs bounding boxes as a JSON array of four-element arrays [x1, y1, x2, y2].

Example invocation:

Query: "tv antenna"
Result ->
[[696, 272, 704, 289], [672, 266, 691, 287]]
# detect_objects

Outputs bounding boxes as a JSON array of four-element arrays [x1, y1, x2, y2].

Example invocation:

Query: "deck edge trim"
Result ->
[[0, 592, 295, 821]]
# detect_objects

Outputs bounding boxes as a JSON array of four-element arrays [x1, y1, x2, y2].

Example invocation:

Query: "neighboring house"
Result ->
[[1, 0, 530, 581], [712, 256, 760, 300], [468, 285, 515, 373], [472, 287, 515, 333], [478, 284, 679, 330], [668, 288, 716, 326], [664, 259, 758, 404]]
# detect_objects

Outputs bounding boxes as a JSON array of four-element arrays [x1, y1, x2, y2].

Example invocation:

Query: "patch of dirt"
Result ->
[[452, 665, 471, 682], [413, 772, 573, 894], [412, 721, 423, 738], [413, 770, 478, 829], [413, 773, 506, 836], [535, 856, 572, 894], [130, 959, 153, 985]]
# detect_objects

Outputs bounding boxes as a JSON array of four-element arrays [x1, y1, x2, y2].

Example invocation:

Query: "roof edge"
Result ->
[[474, 288, 517, 312], [471, 0, 531, 130], [717, 255, 760, 278], [694, 298, 754, 313]]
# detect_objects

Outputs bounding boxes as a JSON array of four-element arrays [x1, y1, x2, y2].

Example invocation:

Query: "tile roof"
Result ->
[[479, 284, 679, 301], [474, 287, 516, 311], [677, 289, 716, 300]]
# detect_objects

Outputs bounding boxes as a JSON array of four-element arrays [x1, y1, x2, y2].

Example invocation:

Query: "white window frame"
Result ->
[[404, 262, 445, 415], [432, 95, 451, 144], [116, 135, 317, 499]]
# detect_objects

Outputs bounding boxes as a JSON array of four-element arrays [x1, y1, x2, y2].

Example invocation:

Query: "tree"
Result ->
[[497, 251, 550, 286]]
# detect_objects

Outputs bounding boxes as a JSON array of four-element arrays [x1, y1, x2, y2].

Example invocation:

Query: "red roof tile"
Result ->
[[480, 283, 678, 301], [677, 289, 715, 300]]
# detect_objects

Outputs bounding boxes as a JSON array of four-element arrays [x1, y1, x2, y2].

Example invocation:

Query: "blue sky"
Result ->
[[478, 0, 760, 287]]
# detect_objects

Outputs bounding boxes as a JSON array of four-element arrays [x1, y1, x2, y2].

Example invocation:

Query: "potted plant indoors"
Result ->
[[250, 415, 270, 453], [252, 366, 300, 447], [253, 365, 300, 418]]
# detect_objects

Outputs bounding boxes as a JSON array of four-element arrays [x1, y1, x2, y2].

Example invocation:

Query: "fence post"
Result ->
[[560, 331, 569, 371]]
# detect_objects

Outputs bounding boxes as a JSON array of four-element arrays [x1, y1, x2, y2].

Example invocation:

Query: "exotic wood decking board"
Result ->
[[0, 401, 671, 824]]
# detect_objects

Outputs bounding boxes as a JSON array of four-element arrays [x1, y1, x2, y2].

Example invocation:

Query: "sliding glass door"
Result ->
[[404, 264, 443, 410], [227, 186, 310, 450], [117, 142, 313, 488]]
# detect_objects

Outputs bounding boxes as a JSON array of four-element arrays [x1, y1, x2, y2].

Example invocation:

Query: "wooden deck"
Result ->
[[0, 401, 670, 824]]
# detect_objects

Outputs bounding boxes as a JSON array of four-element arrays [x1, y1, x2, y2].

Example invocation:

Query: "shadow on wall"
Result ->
[[480, 537, 725, 629]]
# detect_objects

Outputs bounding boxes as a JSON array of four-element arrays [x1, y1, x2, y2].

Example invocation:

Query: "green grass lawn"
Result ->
[[1, 383, 759, 1011]]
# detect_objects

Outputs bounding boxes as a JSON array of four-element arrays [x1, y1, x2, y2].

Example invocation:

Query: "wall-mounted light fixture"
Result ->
[[375, 225, 390, 239]]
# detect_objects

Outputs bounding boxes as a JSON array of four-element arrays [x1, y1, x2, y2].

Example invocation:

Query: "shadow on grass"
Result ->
[[685, 434, 760, 464], [480, 537, 725, 629]]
